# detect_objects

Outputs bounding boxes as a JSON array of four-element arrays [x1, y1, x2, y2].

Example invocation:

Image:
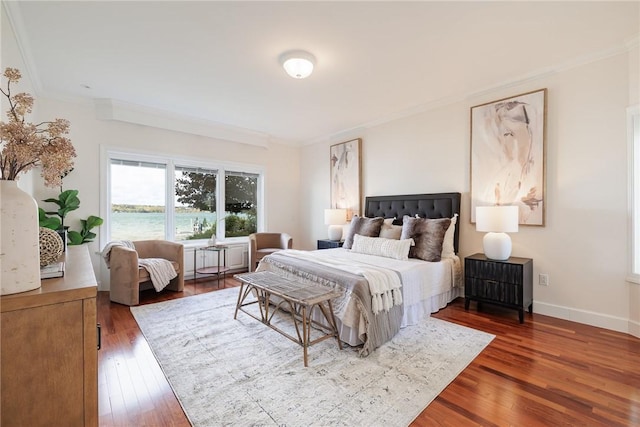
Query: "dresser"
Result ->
[[464, 253, 533, 323], [1, 245, 98, 426]]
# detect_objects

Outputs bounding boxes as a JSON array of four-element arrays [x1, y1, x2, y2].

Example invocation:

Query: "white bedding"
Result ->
[[304, 248, 462, 345]]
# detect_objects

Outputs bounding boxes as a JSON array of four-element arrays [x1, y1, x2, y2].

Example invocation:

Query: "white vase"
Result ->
[[1, 180, 41, 295]]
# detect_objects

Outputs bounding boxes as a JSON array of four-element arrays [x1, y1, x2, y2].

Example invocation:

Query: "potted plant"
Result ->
[[39, 189, 103, 246]]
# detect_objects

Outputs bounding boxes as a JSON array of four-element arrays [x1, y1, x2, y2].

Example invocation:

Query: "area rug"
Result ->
[[131, 288, 494, 426]]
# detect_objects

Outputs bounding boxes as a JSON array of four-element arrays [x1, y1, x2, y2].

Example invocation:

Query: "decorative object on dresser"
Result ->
[[330, 138, 361, 220], [475, 205, 519, 260], [39, 187, 104, 247], [1, 181, 41, 295], [39, 226, 64, 265], [324, 208, 347, 240], [1, 245, 98, 426], [0, 67, 76, 296], [470, 88, 547, 226], [317, 239, 344, 249], [464, 253, 533, 323]]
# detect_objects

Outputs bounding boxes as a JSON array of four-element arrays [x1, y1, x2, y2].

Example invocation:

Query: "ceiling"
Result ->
[[4, 1, 639, 145]]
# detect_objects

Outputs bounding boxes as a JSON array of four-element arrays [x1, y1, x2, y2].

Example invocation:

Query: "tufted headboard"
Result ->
[[364, 192, 461, 254]]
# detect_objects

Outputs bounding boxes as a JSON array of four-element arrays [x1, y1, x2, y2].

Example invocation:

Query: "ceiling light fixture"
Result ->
[[280, 50, 316, 79]]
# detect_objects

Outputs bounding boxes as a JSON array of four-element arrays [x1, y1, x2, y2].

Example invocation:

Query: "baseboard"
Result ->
[[534, 301, 636, 336], [629, 319, 640, 339]]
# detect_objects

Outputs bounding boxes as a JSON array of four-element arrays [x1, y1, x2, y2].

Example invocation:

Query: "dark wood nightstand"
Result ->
[[464, 253, 533, 323], [317, 239, 344, 250]]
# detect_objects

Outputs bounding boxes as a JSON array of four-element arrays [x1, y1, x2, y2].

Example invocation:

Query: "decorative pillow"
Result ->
[[379, 218, 402, 240], [441, 214, 458, 259], [343, 216, 384, 249], [400, 215, 451, 262], [351, 234, 414, 261]]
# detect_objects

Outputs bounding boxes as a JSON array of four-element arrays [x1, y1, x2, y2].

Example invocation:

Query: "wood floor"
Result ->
[[98, 278, 640, 426]]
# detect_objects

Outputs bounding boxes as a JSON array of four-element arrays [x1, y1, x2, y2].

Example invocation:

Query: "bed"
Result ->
[[257, 192, 462, 356]]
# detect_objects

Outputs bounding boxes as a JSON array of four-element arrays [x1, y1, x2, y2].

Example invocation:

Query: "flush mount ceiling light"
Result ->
[[279, 50, 316, 79]]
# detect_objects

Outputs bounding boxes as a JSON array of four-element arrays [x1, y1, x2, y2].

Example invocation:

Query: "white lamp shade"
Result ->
[[476, 206, 519, 261], [476, 206, 519, 233], [324, 209, 347, 225], [280, 51, 316, 79]]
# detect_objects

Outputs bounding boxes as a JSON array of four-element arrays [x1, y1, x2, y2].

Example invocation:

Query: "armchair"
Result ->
[[248, 232, 293, 272], [109, 240, 184, 306]]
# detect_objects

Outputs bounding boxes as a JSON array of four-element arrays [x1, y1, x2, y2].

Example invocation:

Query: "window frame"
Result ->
[[628, 105, 640, 284], [100, 146, 265, 247]]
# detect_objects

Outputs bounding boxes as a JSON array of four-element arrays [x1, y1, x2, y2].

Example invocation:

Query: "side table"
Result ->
[[194, 245, 229, 288], [317, 239, 344, 250], [464, 253, 533, 323]]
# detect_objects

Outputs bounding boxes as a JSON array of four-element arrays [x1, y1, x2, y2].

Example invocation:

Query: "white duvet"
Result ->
[[309, 248, 462, 334]]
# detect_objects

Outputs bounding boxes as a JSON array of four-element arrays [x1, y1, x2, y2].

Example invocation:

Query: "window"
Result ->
[[103, 149, 263, 243], [224, 171, 258, 237], [629, 106, 640, 284]]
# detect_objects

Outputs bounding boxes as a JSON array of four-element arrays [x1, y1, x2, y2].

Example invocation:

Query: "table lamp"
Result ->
[[324, 208, 347, 241], [476, 205, 519, 260]]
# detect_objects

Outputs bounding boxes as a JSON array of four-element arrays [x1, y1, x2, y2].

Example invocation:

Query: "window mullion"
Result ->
[[218, 168, 225, 239], [166, 161, 176, 241]]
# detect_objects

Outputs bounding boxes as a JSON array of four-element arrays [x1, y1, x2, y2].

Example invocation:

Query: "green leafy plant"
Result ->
[[39, 189, 80, 230], [39, 189, 103, 245], [67, 215, 104, 245]]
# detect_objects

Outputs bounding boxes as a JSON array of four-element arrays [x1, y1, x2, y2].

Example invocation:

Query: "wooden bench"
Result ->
[[234, 271, 343, 367]]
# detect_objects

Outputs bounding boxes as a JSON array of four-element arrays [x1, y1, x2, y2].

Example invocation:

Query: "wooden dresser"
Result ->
[[1, 245, 98, 426]]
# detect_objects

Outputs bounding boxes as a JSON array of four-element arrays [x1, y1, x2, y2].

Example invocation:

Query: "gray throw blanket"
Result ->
[[257, 251, 403, 357]]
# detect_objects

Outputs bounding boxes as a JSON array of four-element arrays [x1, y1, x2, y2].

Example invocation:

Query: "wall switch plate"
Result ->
[[539, 273, 549, 286]]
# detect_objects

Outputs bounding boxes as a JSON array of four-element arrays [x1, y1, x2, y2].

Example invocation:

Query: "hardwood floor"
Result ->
[[98, 279, 640, 426]]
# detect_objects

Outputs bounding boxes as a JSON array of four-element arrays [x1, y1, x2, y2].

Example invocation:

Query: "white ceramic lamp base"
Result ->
[[327, 225, 343, 241], [483, 232, 512, 261]]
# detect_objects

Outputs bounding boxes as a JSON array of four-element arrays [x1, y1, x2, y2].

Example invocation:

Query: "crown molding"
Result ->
[[94, 98, 271, 148], [2, 1, 42, 94], [309, 35, 640, 145]]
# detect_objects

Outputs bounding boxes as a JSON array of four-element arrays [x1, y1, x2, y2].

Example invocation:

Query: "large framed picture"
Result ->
[[330, 138, 362, 220], [470, 89, 547, 226]]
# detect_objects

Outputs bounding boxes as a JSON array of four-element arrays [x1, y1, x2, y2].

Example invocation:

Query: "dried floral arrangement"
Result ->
[[0, 67, 76, 187]]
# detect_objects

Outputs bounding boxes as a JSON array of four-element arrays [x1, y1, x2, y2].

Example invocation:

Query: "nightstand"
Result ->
[[317, 239, 344, 250], [464, 253, 533, 323]]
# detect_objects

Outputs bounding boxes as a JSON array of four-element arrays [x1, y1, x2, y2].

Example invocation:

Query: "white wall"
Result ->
[[300, 50, 638, 336], [1, 6, 36, 194]]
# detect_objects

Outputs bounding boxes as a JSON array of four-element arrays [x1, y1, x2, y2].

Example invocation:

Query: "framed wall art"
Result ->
[[470, 89, 547, 226], [330, 138, 362, 220]]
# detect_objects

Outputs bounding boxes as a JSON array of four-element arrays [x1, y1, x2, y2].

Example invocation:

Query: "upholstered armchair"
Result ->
[[109, 240, 184, 306], [248, 232, 293, 272]]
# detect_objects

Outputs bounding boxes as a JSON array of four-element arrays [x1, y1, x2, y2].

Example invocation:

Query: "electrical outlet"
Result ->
[[539, 273, 549, 286]]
